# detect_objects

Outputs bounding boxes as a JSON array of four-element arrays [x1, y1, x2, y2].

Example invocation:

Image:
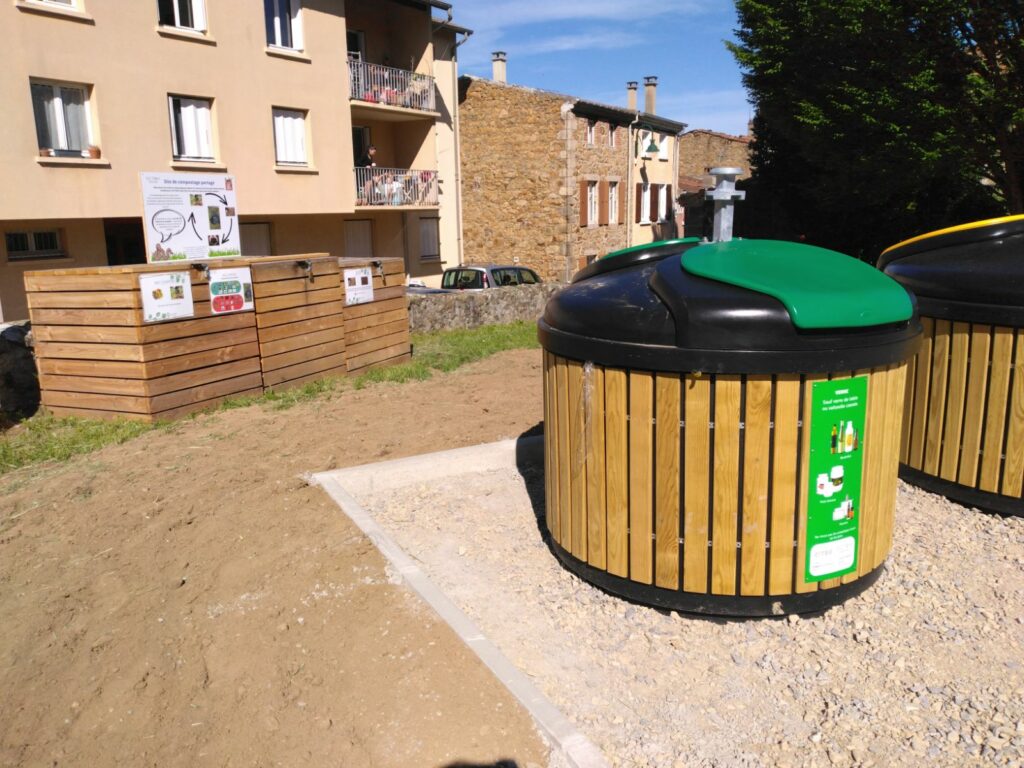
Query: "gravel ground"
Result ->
[[361, 462, 1024, 768]]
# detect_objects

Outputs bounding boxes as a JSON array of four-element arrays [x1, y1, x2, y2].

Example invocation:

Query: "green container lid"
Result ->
[[681, 239, 913, 330]]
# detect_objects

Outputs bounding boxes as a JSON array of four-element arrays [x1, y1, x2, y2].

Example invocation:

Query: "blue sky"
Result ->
[[449, 0, 751, 136]]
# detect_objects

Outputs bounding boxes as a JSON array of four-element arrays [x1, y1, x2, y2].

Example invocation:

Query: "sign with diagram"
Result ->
[[208, 267, 254, 315], [140, 172, 241, 263], [343, 267, 374, 306], [139, 272, 194, 323], [805, 376, 867, 582]]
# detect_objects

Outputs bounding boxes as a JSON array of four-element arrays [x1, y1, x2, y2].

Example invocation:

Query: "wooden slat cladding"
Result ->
[[340, 258, 411, 374], [544, 357, 904, 599], [899, 316, 1024, 502]]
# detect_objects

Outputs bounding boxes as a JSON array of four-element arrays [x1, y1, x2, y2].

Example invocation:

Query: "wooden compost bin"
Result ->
[[338, 257, 411, 373], [539, 239, 920, 616], [26, 263, 262, 421], [880, 215, 1024, 517]]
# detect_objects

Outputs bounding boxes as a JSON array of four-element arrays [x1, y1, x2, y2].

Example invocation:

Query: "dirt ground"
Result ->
[[0, 349, 550, 768]]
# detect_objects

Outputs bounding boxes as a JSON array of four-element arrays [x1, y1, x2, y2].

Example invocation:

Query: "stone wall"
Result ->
[[407, 284, 562, 333], [678, 129, 752, 185], [458, 78, 568, 283]]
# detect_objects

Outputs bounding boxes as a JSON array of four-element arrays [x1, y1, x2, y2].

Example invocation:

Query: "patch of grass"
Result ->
[[0, 321, 540, 475]]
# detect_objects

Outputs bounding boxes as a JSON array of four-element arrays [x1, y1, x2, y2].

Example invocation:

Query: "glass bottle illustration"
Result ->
[[844, 421, 855, 452], [830, 424, 838, 454]]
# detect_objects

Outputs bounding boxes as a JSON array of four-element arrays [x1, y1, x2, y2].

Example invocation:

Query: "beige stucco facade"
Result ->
[[0, 0, 467, 320]]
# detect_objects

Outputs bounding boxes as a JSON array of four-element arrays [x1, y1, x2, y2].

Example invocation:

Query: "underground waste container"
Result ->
[[539, 238, 920, 616], [879, 214, 1024, 517]]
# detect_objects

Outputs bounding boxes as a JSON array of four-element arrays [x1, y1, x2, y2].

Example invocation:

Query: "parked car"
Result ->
[[441, 265, 542, 290]]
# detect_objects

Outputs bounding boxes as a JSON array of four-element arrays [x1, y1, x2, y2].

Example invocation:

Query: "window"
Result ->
[[31, 81, 91, 156], [641, 182, 651, 223], [5, 230, 64, 260], [272, 108, 307, 165], [586, 181, 598, 226], [517, 268, 539, 285], [157, 0, 206, 31], [586, 120, 595, 145], [608, 125, 616, 148], [419, 218, 439, 260], [265, 0, 302, 50], [658, 184, 668, 221], [169, 96, 214, 161], [608, 182, 619, 225], [658, 133, 669, 160]]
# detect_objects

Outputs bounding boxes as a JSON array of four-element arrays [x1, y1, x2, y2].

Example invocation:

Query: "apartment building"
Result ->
[[0, 0, 469, 321], [458, 56, 685, 282]]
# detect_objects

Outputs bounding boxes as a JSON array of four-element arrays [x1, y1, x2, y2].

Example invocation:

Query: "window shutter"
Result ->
[[30, 84, 55, 149], [666, 184, 673, 218], [598, 180, 608, 225], [635, 183, 642, 224], [619, 183, 626, 224], [579, 180, 588, 227]]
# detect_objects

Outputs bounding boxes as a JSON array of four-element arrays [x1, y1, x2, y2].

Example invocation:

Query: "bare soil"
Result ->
[[0, 349, 549, 768]]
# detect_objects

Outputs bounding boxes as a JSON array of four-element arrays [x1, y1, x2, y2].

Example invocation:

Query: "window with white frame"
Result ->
[[31, 81, 92, 156], [586, 120, 595, 145], [33, 0, 75, 7], [169, 95, 214, 161], [272, 108, 308, 165], [587, 181, 598, 225], [641, 182, 652, 223], [658, 184, 669, 220], [5, 230, 64, 260], [264, 0, 303, 50], [608, 181, 619, 225], [658, 133, 669, 160], [157, 0, 206, 31], [419, 218, 439, 260], [608, 124, 616, 148]]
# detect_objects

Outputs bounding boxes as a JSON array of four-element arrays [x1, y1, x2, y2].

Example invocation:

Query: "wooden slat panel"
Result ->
[[152, 387, 264, 420], [259, 326, 346, 358], [258, 313, 344, 344], [544, 353, 557, 539], [654, 373, 680, 590], [979, 326, 1014, 492], [958, 325, 991, 487], [28, 290, 141, 309], [263, 366, 347, 393], [555, 358, 571, 550], [345, 330, 410, 358], [794, 375, 821, 594], [37, 358, 147, 379], [876, 364, 906, 567], [144, 342, 261, 378], [149, 371, 264, 412], [769, 375, 800, 596], [42, 389, 150, 414], [249, 260, 338, 282], [567, 361, 588, 560], [253, 286, 343, 313], [32, 325, 143, 343], [140, 312, 255, 343], [365, 285, 406, 302], [252, 276, 334, 299], [344, 308, 408, 334], [262, 353, 348, 387], [147, 358, 263, 396], [43, 405, 153, 423], [628, 370, 654, 585], [29, 308, 140, 327], [345, 341, 412, 372], [1001, 333, 1024, 497], [257, 302, 345, 329], [899, 353, 916, 465], [586, 366, 607, 570], [682, 375, 710, 594], [35, 340, 144, 362], [740, 376, 771, 596], [711, 376, 741, 595], [262, 339, 347, 373], [342, 297, 407, 320], [604, 368, 629, 578], [24, 273, 142, 292], [856, 368, 886, 576], [923, 319, 951, 475], [345, 319, 408, 346], [939, 322, 970, 480], [908, 316, 935, 469], [39, 374, 147, 397], [142, 328, 258, 362]]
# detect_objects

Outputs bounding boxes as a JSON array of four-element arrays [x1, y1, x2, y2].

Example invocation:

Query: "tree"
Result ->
[[729, 0, 1021, 259]]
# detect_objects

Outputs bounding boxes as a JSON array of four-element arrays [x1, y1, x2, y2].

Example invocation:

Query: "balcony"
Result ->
[[348, 60, 435, 114], [355, 167, 438, 207]]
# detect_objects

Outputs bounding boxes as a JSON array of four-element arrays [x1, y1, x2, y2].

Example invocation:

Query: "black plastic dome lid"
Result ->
[[571, 238, 703, 283], [540, 239, 920, 374], [878, 215, 1024, 325]]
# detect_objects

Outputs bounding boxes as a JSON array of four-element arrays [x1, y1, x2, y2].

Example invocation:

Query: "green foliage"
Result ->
[[0, 321, 540, 475], [730, 0, 1021, 258]]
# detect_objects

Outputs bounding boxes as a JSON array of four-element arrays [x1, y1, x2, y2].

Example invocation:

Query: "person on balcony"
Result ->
[[358, 145, 379, 203]]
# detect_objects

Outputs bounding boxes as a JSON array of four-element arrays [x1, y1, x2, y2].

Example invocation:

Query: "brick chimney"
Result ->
[[643, 76, 657, 114], [492, 51, 507, 83], [626, 81, 638, 111]]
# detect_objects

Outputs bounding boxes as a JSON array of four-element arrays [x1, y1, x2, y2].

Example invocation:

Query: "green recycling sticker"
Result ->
[[805, 376, 867, 582]]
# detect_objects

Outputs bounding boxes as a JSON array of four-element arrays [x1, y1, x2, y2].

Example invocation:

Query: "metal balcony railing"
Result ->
[[355, 167, 438, 206], [348, 60, 436, 112]]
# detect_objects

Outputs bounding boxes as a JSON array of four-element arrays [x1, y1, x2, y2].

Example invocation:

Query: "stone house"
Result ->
[[458, 55, 685, 282]]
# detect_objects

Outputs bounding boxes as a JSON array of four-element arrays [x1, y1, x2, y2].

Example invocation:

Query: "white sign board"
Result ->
[[141, 172, 240, 262], [208, 267, 255, 315], [139, 272, 194, 323], [344, 267, 375, 306]]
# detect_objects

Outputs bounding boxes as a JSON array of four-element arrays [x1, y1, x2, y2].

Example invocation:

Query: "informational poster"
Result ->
[[139, 272, 194, 323], [140, 172, 241, 263], [344, 267, 374, 306], [805, 376, 868, 582], [208, 267, 254, 315]]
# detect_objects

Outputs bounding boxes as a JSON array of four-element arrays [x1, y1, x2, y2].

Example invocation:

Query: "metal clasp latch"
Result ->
[[296, 259, 314, 284]]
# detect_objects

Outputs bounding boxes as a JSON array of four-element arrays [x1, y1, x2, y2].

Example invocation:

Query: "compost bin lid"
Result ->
[[540, 238, 919, 374], [572, 238, 702, 283], [877, 215, 1024, 324]]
